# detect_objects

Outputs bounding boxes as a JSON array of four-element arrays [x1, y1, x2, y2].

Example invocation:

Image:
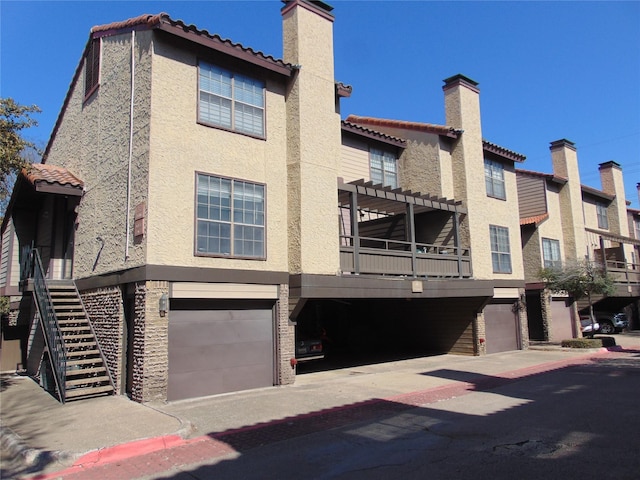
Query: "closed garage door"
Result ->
[[168, 306, 274, 401], [549, 299, 574, 341], [484, 303, 519, 354]]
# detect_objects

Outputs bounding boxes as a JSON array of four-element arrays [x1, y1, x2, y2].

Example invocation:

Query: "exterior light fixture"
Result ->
[[159, 293, 169, 317]]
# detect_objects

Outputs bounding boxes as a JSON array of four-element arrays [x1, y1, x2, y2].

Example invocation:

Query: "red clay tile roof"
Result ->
[[342, 121, 407, 148], [90, 13, 292, 74], [25, 164, 84, 189], [516, 169, 568, 185], [520, 213, 549, 226], [345, 115, 461, 138], [483, 140, 526, 162]]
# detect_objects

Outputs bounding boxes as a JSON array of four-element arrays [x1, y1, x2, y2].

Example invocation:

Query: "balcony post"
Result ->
[[350, 191, 360, 274], [454, 210, 464, 277], [406, 203, 416, 277]]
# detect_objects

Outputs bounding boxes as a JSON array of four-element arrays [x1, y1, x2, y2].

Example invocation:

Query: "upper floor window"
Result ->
[[490, 225, 512, 273], [596, 202, 609, 229], [635, 219, 640, 240], [542, 238, 561, 269], [484, 158, 506, 200], [198, 62, 265, 137], [196, 173, 265, 258], [84, 38, 100, 98], [370, 148, 397, 188]]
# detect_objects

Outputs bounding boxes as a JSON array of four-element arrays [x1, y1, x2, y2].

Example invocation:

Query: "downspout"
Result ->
[[125, 30, 135, 260]]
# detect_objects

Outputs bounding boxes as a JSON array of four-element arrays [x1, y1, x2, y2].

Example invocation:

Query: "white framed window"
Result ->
[[596, 202, 609, 229], [484, 158, 506, 199], [542, 238, 561, 269], [196, 173, 265, 258], [370, 148, 397, 188], [198, 62, 265, 137], [490, 225, 511, 273], [635, 219, 640, 240]]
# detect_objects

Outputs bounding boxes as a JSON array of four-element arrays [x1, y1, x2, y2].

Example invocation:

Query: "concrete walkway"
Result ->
[[2, 333, 639, 479]]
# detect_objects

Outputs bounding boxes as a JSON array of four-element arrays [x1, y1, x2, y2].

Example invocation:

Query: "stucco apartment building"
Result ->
[[1, 0, 532, 403], [518, 140, 640, 341]]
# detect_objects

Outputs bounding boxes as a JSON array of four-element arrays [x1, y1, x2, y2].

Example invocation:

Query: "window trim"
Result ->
[[369, 147, 398, 189], [194, 171, 267, 260], [84, 38, 101, 101], [197, 61, 266, 139], [596, 202, 609, 230], [490, 225, 512, 274], [541, 237, 561, 269], [484, 158, 506, 200]]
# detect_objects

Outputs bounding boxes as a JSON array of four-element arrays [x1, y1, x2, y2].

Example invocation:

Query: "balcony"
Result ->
[[338, 179, 471, 279]]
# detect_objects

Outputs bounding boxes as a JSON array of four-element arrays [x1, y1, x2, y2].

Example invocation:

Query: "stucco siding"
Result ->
[[146, 36, 289, 273], [45, 31, 152, 278]]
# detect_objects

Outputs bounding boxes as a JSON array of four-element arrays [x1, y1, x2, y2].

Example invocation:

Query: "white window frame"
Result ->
[[370, 148, 398, 188], [198, 62, 265, 138], [542, 238, 561, 269], [484, 158, 506, 200], [195, 173, 266, 259], [490, 225, 512, 273], [596, 202, 609, 230]]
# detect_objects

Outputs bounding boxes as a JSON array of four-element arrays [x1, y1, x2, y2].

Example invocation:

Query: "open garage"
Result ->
[[294, 297, 483, 372]]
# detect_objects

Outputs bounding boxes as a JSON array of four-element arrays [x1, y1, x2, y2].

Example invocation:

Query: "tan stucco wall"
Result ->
[[144, 36, 289, 273], [45, 32, 153, 278], [444, 82, 524, 281], [284, 4, 342, 275]]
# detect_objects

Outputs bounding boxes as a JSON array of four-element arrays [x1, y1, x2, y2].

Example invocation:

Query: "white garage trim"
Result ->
[[170, 282, 278, 299]]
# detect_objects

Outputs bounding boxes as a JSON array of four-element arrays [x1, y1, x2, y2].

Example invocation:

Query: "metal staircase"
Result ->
[[30, 249, 115, 402]]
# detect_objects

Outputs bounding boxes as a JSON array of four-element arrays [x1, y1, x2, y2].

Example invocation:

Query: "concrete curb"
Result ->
[[22, 347, 618, 479]]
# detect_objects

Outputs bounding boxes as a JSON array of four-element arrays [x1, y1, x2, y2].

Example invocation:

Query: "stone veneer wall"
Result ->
[[276, 283, 295, 385], [474, 312, 486, 356], [80, 286, 124, 393], [130, 280, 169, 402], [517, 288, 530, 349]]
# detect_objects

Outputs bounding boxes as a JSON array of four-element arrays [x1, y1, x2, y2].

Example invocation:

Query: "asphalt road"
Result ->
[[139, 353, 640, 480]]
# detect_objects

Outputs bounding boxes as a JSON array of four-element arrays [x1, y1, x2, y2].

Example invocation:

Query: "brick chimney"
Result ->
[[599, 161, 626, 235], [550, 139, 587, 260], [282, 0, 341, 274]]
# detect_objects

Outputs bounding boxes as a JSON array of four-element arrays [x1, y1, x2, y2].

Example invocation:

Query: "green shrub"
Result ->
[[561, 337, 616, 348]]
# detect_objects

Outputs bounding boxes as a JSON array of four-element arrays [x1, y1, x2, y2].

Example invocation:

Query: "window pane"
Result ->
[[490, 225, 511, 273], [234, 74, 265, 107], [234, 103, 264, 136]]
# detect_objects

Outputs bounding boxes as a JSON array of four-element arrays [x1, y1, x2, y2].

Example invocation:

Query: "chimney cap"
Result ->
[[599, 160, 622, 170], [549, 139, 576, 151], [282, 0, 334, 13], [442, 74, 479, 93]]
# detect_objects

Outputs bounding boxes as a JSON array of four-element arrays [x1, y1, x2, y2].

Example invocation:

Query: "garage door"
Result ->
[[484, 303, 519, 354], [168, 307, 274, 401], [549, 299, 574, 341]]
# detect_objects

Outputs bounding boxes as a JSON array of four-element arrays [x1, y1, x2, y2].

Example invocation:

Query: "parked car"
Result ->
[[295, 337, 324, 361], [580, 317, 600, 337], [580, 312, 628, 335]]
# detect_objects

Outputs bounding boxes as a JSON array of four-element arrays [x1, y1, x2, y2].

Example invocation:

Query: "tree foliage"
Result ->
[[539, 259, 616, 334], [0, 97, 41, 201]]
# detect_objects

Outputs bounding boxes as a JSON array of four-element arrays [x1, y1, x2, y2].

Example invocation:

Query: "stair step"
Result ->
[[66, 341, 97, 349], [56, 313, 86, 319], [65, 385, 114, 399], [67, 357, 103, 366], [60, 326, 91, 333], [49, 290, 77, 296], [66, 366, 106, 376], [63, 334, 96, 341], [66, 374, 110, 387], [66, 349, 100, 358]]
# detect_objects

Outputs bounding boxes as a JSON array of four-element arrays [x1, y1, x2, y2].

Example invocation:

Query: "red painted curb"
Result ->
[[27, 348, 619, 479]]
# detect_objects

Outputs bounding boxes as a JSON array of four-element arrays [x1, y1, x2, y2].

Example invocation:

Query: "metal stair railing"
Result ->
[[31, 248, 67, 403]]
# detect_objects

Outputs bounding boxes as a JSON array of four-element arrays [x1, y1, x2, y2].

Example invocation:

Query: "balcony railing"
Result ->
[[605, 260, 640, 285], [340, 235, 472, 278]]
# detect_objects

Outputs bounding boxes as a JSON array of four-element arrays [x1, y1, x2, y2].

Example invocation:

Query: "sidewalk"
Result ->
[[2, 333, 639, 479]]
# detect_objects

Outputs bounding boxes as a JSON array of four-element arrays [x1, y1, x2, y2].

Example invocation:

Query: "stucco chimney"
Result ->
[[550, 139, 587, 260], [599, 161, 626, 235], [282, 0, 341, 275]]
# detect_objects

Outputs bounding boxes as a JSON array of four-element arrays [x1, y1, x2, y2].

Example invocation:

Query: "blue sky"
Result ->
[[2, 0, 639, 208]]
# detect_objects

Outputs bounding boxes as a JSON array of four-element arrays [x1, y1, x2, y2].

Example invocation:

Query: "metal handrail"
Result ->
[[340, 235, 471, 257], [31, 248, 67, 403]]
